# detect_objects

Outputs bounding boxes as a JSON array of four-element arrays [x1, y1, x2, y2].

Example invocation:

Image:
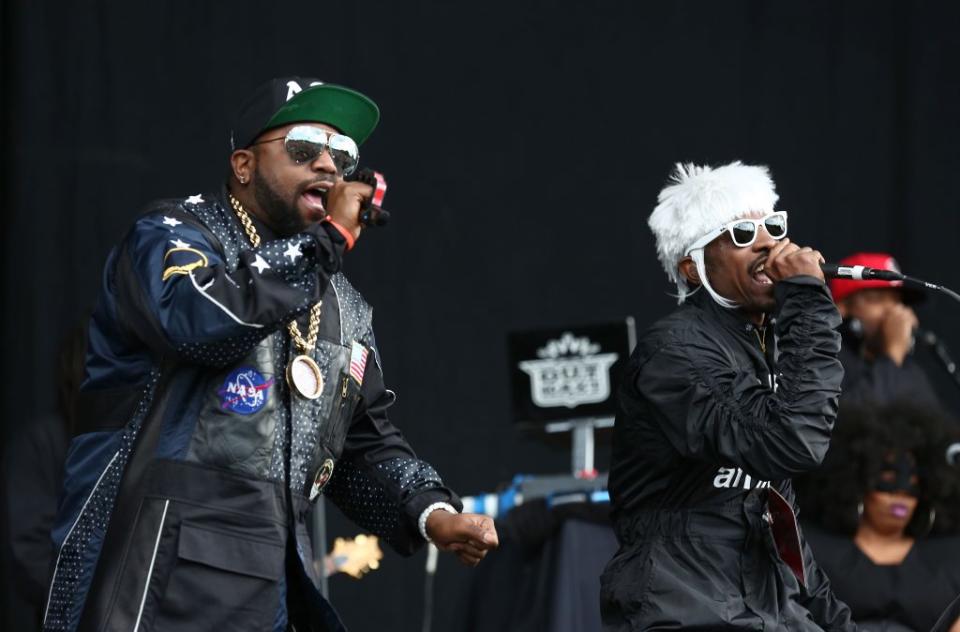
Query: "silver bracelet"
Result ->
[[418, 502, 458, 542]]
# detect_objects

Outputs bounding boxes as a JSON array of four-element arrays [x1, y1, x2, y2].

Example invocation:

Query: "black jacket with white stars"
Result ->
[[44, 189, 459, 632]]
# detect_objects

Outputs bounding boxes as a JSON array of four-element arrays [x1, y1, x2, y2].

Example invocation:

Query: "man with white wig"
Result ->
[[600, 162, 857, 630]]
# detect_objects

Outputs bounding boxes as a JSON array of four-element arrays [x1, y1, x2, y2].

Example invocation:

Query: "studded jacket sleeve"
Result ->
[[635, 278, 845, 481], [112, 206, 348, 367], [323, 329, 462, 556]]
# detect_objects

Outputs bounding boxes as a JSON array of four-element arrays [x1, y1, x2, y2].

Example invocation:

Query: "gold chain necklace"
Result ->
[[754, 314, 768, 354], [230, 193, 325, 400], [755, 328, 767, 354]]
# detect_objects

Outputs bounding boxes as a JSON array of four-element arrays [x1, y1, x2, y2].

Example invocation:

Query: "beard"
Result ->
[[251, 167, 307, 238]]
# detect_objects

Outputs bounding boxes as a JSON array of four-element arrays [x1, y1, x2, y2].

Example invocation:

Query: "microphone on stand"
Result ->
[[821, 263, 905, 281], [821, 262, 960, 303], [821, 262, 960, 387]]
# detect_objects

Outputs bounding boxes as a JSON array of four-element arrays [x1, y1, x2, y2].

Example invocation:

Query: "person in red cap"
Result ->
[[830, 252, 939, 408]]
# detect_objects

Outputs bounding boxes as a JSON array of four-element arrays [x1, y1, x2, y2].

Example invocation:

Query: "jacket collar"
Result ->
[[687, 289, 763, 331], [686, 289, 774, 361], [217, 184, 278, 243]]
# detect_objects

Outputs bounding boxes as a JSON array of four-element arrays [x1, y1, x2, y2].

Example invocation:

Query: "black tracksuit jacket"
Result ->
[[601, 277, 857, 631]]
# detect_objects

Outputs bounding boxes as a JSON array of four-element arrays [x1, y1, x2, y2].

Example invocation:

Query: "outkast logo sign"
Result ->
[[508, 320, 633, 425], [519, 332, 619, 409]]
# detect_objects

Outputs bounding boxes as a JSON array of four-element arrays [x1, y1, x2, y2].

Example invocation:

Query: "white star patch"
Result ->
[[251, 254, 271, 274], [283, 243, 303, 263], [162, 216, 182, 227], [186, 194, 204, 205], [170, 239, 191, 249]]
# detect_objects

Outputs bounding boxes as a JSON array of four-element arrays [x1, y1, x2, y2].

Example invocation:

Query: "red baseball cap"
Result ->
[[829, 252, 924, 305]]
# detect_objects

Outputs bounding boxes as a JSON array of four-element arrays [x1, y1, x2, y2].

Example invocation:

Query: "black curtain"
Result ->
[[3, 2, 959, 631]]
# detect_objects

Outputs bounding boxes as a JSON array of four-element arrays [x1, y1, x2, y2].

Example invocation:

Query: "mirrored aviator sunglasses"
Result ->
[[252, 125, 359, 176]]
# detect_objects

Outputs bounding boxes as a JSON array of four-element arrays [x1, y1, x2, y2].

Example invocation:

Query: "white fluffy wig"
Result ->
[[648, 161, 779, 307]]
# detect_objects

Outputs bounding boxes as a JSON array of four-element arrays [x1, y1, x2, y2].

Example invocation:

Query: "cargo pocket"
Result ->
[[149, 522, 283, 632]]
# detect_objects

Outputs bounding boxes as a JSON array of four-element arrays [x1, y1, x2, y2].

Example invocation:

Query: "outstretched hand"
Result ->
[[426, 511, 499, 566]]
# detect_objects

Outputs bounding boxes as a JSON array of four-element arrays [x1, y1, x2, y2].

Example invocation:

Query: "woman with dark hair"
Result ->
[[799, 404, 960, 632]]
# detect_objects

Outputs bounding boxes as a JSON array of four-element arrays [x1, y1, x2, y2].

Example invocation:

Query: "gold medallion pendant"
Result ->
[[229, 195, 326, 401], [287, 354, 324, 400]]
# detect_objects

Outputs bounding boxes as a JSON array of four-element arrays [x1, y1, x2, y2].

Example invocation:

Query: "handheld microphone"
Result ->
[[344, 167, 390, 227], [821, 263, 904, 281]]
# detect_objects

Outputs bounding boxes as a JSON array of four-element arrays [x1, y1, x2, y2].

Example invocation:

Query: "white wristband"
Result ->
[[418, 502, 458, 542]]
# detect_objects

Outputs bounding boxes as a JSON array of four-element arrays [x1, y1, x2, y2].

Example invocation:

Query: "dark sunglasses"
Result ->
[[251, 125, 359, 176], [685, 212, 788, 254]]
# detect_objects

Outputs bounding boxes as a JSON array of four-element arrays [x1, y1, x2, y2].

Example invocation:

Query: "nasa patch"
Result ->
[[218, 367, 274, 415]]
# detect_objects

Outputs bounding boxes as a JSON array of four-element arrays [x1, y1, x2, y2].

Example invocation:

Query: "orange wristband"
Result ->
[[325, 219, 356, 251]]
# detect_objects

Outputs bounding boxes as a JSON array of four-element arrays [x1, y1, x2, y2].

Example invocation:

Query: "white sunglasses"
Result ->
[[684, 211, 788, 255]]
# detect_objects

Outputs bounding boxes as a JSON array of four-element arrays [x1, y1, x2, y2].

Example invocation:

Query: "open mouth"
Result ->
[[302, 190, 326, 210], [751, 261, 773, 286], [301, 183, 331, 218]]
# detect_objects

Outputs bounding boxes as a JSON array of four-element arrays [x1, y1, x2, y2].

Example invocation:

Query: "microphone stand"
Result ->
[[917, 330, 960, 390], [905, 276, 960, 390]]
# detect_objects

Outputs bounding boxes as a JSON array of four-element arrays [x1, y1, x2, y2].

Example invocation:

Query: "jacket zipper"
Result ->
[[330, 374, 351, 429]]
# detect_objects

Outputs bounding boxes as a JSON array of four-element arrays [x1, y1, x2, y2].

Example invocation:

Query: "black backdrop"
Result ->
[[2, 1, 959, 630]]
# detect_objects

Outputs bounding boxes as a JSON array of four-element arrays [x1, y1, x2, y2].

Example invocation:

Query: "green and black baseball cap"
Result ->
[[230, 76, 380, 151]]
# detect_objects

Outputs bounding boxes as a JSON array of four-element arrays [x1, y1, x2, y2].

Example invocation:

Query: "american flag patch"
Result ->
[[349, 342, 369, 385]]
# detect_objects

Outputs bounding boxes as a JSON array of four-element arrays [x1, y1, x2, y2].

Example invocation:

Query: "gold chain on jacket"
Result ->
[[755, 328, 767, 354], [229, 193, 321, 353], [755, 312, 769, 354]]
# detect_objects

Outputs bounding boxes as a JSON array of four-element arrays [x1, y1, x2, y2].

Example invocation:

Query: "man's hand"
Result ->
[[764, 238, 826, 283], [879, 303, 919, 366], [324, 180, 373, 241], [425, 510, 499, 567]]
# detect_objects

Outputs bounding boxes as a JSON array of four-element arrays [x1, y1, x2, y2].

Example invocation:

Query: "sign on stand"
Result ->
[[509, 319, 635, 426], [508, 319, 636, 474]]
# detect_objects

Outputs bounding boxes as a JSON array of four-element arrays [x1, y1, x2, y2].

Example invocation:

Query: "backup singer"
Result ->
[[44, 77, 497, 632], [830, 252, 941, 409], [801, 404, 960, 632], [601, 162, 856, 630]]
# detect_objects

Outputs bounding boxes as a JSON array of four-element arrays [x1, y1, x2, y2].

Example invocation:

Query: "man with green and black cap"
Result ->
[[44, 77, 498, 632]]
